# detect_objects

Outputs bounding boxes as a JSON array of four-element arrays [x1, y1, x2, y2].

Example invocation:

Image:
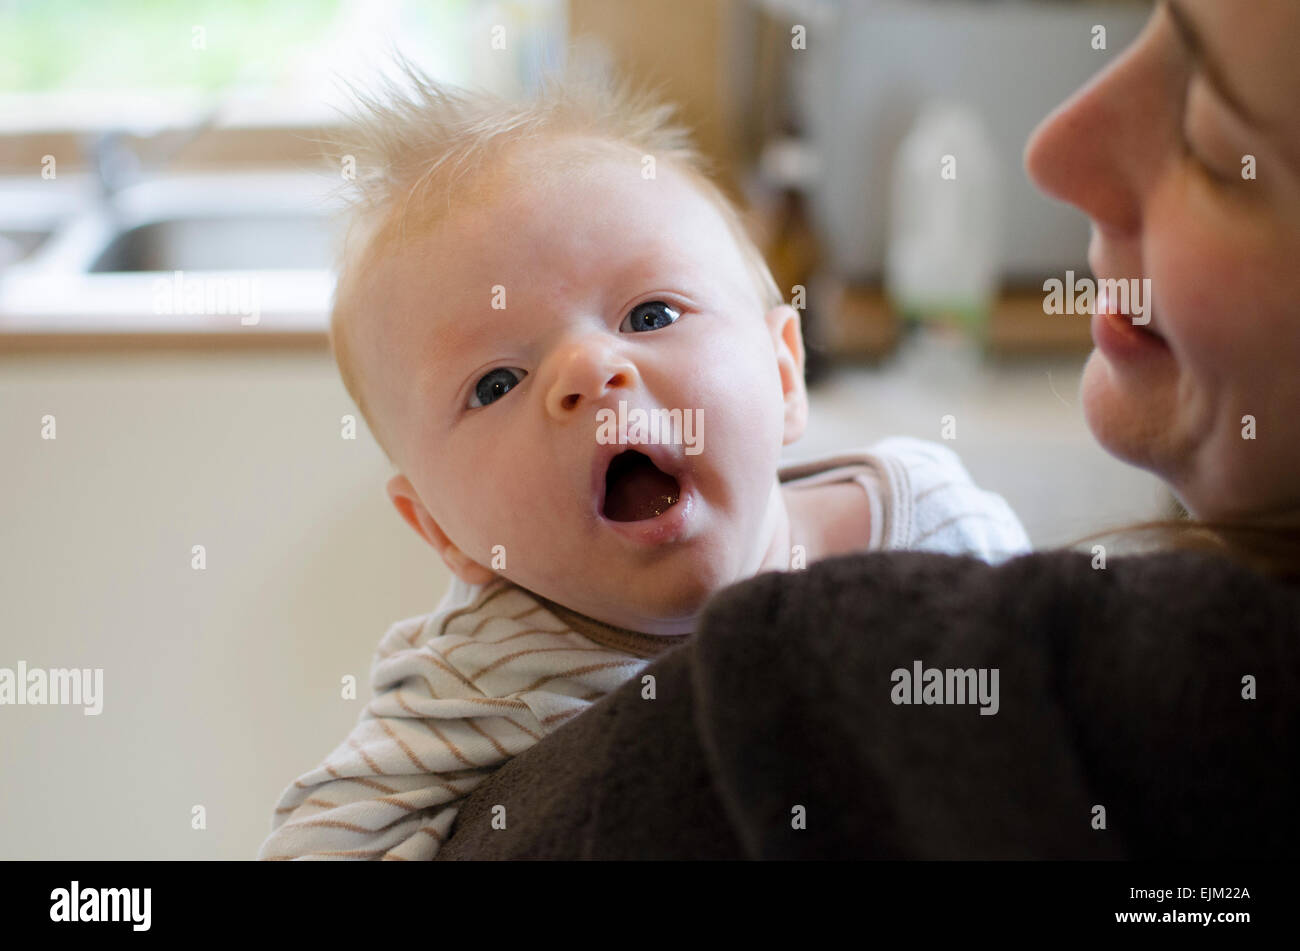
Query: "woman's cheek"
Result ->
[[1147, 204, 1240, 364]]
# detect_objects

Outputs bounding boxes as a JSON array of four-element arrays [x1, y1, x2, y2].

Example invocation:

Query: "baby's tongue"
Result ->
[[604, 452, 680, 522]]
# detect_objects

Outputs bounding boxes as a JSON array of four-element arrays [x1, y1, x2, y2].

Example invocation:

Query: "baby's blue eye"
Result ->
[[469, 367, 526, 408], [621, 300, 680, 333]]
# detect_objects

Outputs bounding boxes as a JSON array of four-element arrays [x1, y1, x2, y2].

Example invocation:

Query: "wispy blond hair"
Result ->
[[325, 57, 784, 466]]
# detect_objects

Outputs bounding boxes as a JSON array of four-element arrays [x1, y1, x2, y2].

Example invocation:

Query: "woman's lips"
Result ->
[[1092, 280, 1170, 361], [1092, 309, 1171, 362]]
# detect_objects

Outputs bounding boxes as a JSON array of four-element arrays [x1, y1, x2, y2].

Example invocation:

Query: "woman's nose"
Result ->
[[1024, 15, 1170, 235], [543, 336, 639, 420]]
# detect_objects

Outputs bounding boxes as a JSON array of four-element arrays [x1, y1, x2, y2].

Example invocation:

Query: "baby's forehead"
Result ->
[[397, 143, 740, 293], [477, 136, 725, 233], [354, 138, 753, 394]]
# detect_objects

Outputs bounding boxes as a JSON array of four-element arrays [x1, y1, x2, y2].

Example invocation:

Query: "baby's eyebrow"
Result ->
[[432, 301, 499, 360], [412, 310, 490, 404]]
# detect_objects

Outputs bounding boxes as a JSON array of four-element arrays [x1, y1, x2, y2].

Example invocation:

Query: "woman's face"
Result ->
[[1025, 0, 1300, 522]]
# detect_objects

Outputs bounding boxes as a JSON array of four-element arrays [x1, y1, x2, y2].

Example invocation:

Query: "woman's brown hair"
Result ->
[[1077, 498, 1300, 583]]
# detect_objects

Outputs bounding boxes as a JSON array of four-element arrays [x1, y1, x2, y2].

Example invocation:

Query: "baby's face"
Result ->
[[359, 139, 805, 634]]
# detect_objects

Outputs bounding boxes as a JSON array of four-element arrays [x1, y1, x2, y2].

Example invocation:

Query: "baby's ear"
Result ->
[[764, 304, 809, 445], [386, 474, 497, 586]]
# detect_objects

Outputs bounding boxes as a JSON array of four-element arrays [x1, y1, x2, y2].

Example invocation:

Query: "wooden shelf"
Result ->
[[821, 283, 1095, 361]]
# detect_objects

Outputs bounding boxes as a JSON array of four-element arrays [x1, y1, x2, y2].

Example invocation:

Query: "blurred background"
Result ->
[[1, 0, 1166, 859]]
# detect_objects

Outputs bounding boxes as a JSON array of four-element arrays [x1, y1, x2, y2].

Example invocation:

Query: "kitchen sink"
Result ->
[[0, 229, 54, 268], [0, 172, 344, 335], [91, 214, 339, 272]]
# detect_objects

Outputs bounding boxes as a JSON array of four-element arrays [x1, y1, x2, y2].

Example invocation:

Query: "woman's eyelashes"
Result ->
[[620, 300, 681, 333], [468, 366, 526, 409], [1182, 76, 1246, 185]]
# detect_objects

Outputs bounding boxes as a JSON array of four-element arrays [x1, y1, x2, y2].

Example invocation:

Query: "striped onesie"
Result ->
[[258, 437, 1030, 860]]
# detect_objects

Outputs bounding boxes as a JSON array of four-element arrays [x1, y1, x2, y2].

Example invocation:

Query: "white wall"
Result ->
[[0, 347, 449, 859]]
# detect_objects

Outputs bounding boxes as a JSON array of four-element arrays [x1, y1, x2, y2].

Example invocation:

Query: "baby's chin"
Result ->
[[563, 571, 726, 636]]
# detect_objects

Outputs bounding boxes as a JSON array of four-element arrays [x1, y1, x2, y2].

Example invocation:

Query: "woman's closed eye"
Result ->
[[620, 300, 680, 333], [1182, 89, 1227, 183], [468, 366, 526, 408]]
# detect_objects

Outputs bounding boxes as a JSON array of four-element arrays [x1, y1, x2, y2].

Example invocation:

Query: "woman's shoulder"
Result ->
[[700, 547, 1300, 656], [692, 546, 1300, 858], [749, 545, 1294, 601]]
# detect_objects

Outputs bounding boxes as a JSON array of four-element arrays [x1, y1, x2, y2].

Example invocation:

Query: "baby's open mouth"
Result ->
[[602, 450, 681, 522]]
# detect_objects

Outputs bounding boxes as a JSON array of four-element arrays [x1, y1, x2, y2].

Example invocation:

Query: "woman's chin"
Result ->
[[1079, 349, 1168, 478]]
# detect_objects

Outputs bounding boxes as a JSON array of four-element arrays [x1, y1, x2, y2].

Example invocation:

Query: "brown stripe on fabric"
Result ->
[[420, 824, 446, 844], [282, 817, 377, 834], [324, 765, 398, 794], [384, 693, 530, 711], [383, 854, 409, 861], [502, 716, 543, 742], [369, 678, 532, 712], [392, 689, 422, 719], [432, 581, 513, 641], [509, 604, 544, 621], [461, 696, 530, 709], [520, 658, 641, 694], [531, 592, 690, 659], [375, 795, 425, 814], [542, 706, 586, 726], [469, 645, 611, 683], [432, 777, 471, 799], [330, 769, 462, 805], [411, 718, 480, 769], [464, 610, 508, 641], [370, 765, 473, 800], [348, 735, 389, 776], [389, 671, 442, 700], [351, 758, 467, 800], [414, 651, 481, 691], [378, 719, 433, 773], [465, 717, 511, 758], [483, 626, 572, 645], [439, 639, 473, 659], [442, 626, 565, 658], [383, 666, 555, 711]]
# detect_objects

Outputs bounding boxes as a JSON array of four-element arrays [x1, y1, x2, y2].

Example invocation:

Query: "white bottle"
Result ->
[[885, 101, 1001, 331]]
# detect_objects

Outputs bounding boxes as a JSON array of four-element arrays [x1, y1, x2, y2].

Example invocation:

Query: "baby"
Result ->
[[258, 65, 1030, 860]]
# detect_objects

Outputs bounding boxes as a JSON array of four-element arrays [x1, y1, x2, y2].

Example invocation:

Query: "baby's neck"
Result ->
[[759, 479, 873, 574]]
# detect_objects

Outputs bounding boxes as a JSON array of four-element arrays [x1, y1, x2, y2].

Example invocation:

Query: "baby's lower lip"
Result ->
[[599, 483, 695, 546]]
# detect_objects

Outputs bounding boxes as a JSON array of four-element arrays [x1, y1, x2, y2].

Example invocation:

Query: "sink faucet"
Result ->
[[88, 106, 224, 203], [90, 132, 140, 202]]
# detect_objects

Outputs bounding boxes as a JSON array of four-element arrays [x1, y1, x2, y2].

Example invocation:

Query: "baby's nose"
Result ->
[[544, 340, 638, 418]]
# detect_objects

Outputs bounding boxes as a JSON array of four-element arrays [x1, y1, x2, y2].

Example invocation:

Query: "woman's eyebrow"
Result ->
[[1165, 0, 1266, 129]]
